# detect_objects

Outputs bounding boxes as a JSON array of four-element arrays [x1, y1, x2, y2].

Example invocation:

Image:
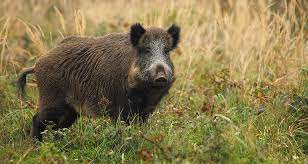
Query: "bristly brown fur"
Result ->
[[20, 23, 180, 141]]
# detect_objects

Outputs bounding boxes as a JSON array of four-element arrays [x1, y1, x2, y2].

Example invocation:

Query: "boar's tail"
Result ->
[[17, 66, 35, 100]]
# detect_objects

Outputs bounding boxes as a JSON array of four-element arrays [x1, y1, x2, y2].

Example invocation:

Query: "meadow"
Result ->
[[0, 0, 307, 163]]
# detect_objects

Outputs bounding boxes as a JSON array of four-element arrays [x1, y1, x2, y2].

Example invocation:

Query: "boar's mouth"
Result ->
[[150, 80, 173, 90], [151, 76, 175, 89], [151, 83, 169, 89], [150, 85, 169, 91]]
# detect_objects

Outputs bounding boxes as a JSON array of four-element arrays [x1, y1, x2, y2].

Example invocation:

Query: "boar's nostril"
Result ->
[[154, 76, 167, 83], [154, 71, 167, 85]]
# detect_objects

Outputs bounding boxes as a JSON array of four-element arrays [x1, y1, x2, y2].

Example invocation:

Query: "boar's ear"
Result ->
[[167, 24, 180, 49], [130, 23, 146, 47]]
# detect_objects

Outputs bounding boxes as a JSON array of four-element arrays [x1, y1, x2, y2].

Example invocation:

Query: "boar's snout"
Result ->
[[154, 71, 167, 85], [152, 64, 172, 87]]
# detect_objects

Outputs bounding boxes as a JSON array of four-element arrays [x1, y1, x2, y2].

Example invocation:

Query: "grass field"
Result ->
[[0, 0, 307, 163]]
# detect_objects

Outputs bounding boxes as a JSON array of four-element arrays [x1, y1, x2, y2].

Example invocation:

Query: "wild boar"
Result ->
[[18, 23, 180, 141]]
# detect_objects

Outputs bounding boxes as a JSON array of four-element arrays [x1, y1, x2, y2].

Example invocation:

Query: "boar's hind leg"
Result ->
[[31, 104, 79, 141]]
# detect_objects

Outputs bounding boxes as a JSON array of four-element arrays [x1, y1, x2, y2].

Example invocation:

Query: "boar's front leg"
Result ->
[[107, 104, 149, 124]]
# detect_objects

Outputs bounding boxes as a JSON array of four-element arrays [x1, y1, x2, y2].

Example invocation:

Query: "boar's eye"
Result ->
[[164, 47, 170, 54], [143, 47, 151, 53]]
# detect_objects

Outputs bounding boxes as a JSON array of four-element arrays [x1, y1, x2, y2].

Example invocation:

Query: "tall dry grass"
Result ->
[[0, 0, 307, 83]]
